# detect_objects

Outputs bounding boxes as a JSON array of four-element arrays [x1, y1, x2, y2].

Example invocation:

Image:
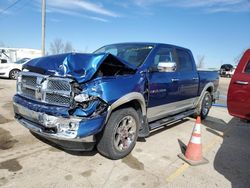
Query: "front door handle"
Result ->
[[192, 77, 199, 80], [171, 78, 179, 82], [235, 81, 249, 85]]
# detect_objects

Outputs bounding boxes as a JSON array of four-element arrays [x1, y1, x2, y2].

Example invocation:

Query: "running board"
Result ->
[[149, 109, 195, 130]]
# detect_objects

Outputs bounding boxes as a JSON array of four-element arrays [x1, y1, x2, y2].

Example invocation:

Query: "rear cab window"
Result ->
[[176, 49, 194, 71]]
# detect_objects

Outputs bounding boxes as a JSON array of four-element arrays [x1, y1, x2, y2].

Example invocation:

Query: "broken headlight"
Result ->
[[73, 91, 107, 117], [74, 93, 90, 103]]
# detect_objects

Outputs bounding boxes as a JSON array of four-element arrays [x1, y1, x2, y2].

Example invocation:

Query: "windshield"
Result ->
[[15, 58, 30, 64], [94, 44, 154, 67]]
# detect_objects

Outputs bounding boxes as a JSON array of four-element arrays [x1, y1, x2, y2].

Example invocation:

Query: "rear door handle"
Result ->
[[171, 78, 179, 82], [235, 81, 249, 85]]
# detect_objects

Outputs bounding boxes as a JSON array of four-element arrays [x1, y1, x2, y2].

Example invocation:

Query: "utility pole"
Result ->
[[41, 0, 46, 56]]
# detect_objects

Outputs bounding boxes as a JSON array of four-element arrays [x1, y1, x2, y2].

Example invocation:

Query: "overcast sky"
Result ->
[[0, 0, 249, 68]]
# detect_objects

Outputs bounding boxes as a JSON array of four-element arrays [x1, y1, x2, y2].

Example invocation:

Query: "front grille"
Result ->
[[18, 73, 73, 107], [22, 75, 36, 87], [47, 80, 71, 91], [22, 87, 36, 99], [45, 93, 71, 106]]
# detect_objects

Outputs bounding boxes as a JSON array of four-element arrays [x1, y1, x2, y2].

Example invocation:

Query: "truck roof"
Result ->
[[105, 42, 190, 51]]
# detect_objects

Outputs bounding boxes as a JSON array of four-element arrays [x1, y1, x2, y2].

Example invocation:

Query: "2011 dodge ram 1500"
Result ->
[[13, 43, 219, 159]]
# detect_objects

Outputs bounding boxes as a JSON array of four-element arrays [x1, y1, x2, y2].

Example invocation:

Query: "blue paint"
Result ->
[[81, 74, 145, 105], [73, 100, 100, 117], [77, 115, 107, 137], [219, 95, 227, 100], [213, 103, 227, 108], [23, 53, 136, 83], [13, 95, 69, 117]]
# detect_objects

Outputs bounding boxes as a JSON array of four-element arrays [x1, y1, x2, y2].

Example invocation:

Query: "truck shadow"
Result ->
[[147, 119, 189, 138], [138, 119, 189, 142], [30, 132, 97, 157], [202, 116, 250, 188]]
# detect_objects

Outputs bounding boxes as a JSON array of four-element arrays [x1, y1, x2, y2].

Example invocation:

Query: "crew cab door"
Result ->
[[147, 47, 198, 122], [228, 49, 250, 119], [175, 48, 199, 107], [147, 47, 180, 121]]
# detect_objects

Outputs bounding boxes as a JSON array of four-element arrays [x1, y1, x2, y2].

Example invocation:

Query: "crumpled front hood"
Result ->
[[23, 53, 136, 83]]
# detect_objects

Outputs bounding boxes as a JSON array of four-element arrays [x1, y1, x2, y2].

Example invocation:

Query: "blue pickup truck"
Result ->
[[13, 43, 219, 159]]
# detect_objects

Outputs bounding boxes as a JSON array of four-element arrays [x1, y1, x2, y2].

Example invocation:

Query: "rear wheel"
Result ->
[[97, 107, 139, 160], [193, 91, 212, 120], [9, 69, 20, 79], [200, 91, 212, 119]]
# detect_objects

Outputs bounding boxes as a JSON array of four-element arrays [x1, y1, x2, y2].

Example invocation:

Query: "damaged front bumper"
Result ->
[[13, 101, 107, 151]]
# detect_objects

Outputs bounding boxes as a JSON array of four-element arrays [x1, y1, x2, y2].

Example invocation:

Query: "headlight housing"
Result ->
[[16, 74, 22, 94], [74, 93, 90, 103]]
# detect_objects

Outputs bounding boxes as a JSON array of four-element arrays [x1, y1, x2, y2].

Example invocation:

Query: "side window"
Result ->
[[176, 49, 193, 71], [0, 59, 7, 64], [153, 48, 174, 67], [244, 60, 250, 73]]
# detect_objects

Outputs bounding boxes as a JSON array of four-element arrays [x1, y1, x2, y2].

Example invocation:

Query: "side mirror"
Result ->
[[157, 62, 177, 72]]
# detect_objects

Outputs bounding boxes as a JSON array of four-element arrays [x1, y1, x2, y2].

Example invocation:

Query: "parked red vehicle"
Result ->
[[227, 49, 250, 120]]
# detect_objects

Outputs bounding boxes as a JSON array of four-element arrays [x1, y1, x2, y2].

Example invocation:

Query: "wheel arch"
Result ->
[[196, 82, 214, 107], [193, 82, 214, 116], [105, 92, 146, 124]]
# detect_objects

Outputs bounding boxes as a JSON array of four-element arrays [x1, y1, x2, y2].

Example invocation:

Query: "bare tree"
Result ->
[[64, 42, 74, 53], [196, 55, 205, 68], [50, 38, 64, 54], [49, 38, 75, 55]]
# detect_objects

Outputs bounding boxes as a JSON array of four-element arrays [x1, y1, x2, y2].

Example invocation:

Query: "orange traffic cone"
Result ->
[[178, 116, 209, 166]]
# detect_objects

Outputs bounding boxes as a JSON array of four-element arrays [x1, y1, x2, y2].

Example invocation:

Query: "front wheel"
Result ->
[[97, 108, 139, 160]]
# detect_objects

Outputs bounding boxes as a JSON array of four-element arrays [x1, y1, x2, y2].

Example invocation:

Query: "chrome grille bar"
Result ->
[[17, 72, 73, 107]]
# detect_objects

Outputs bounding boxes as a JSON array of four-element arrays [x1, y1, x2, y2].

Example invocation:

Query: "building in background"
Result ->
[[0, 48, 42, 63]]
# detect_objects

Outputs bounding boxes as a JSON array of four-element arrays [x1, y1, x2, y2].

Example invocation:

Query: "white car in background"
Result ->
[[0, 58, 30, 79]]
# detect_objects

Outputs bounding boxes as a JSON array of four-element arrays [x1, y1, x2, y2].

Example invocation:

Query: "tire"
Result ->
[[97, 107, 139, 160], [200, 91, 212, 120], [193, 91, 212, 120], [9, 69, 20, 79]]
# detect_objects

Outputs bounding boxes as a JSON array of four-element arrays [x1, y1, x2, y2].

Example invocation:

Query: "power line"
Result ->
[[14, 0, 32, 14], [0, 0, 23, 15]]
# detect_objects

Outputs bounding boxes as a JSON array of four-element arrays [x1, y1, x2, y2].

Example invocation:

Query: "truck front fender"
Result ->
[[105, 92, 146, 124]]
